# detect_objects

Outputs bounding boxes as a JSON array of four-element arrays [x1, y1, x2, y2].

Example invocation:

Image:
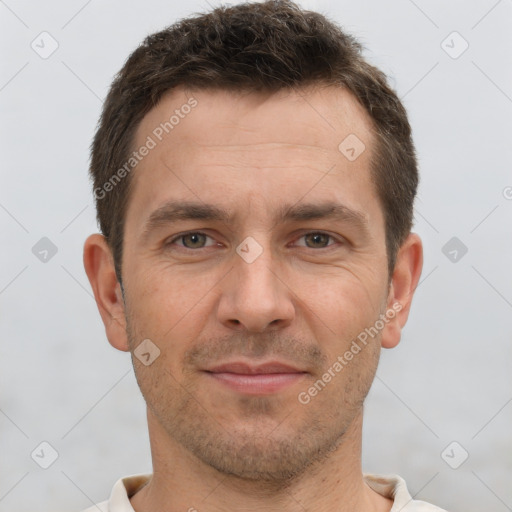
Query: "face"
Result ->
[[118, 85, 394, 481]]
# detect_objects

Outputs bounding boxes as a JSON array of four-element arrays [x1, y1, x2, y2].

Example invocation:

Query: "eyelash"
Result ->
[[166, 231, 343, 251]]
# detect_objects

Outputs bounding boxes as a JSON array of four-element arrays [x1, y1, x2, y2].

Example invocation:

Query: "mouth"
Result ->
[[203, 361, 308, 395]]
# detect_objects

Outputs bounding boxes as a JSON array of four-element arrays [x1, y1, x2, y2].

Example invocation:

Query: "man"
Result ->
[[82, 0, 446, 510]]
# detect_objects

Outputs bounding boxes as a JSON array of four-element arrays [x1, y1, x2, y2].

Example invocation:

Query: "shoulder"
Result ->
[[364, 473, 449, 511], [75, 473, 152, 512]]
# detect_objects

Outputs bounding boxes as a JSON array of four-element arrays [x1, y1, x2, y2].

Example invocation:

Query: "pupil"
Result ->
[[308, 233, 327, 247], [185, 233, 204, 247]]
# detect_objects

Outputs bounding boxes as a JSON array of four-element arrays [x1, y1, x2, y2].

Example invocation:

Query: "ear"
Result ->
[[83, 233, 130, 352], [381, 232, 423, 349]]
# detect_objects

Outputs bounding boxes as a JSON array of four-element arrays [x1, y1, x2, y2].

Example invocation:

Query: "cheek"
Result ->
[[296, 336, 380, 422], [297, 270, 382, 338], [127, 262, 212, 327], [125, 263, 220, 373]]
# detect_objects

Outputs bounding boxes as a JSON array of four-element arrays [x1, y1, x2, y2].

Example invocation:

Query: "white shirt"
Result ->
[[80, 473, 448, 511]]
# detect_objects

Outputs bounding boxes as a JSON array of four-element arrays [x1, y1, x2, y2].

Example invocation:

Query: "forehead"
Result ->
[[126, 85, 379, 232], [134, 84, 374, 152]]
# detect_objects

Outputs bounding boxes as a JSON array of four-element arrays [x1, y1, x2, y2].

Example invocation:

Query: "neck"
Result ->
[[130, 408, 392, 512]]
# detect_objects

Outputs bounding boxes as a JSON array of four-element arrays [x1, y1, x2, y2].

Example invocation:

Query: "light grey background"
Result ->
[[1, 1, 511, 511]]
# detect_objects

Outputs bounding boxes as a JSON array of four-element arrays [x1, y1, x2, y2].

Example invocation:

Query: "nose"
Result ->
[[216, 241, 295, 333]]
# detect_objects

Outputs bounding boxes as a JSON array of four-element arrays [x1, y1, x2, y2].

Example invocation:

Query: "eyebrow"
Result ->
[[140, 199, 370, 242]]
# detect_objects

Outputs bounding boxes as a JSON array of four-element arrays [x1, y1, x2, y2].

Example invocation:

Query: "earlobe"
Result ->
[[83, 234, 130, 352], [381, 233, 423, 349]]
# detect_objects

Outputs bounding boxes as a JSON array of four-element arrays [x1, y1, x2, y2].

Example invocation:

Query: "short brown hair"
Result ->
[[89, 0, 418, 282]]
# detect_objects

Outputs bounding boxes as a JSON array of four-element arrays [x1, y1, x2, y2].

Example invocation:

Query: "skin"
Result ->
[[84, 85, 423, 512]]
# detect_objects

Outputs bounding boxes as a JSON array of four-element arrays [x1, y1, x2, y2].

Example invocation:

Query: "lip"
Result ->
[[203, 360, 308, 395], [206, 361, 304, 374]]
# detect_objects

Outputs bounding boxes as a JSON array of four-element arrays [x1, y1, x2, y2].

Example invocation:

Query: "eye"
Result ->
[[166, 230, 341, 251], [167, 231, 217, 249], [295, 232, 339, 249]]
